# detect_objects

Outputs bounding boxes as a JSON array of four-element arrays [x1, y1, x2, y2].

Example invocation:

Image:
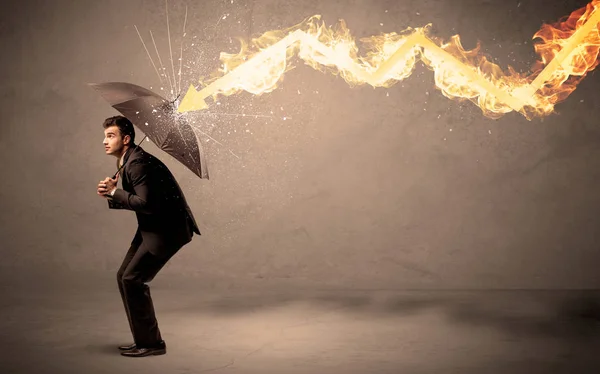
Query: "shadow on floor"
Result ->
[[166, 289, 600, 340]]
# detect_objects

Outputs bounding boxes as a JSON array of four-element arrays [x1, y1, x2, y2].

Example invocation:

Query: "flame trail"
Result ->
[[177, 1, 600, 120]]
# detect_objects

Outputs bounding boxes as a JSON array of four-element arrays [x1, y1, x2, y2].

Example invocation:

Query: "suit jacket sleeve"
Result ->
[[107, 197, 125, 210], [109, 160, 158, 214]]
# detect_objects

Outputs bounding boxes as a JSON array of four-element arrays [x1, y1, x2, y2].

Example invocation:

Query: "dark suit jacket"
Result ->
[[108, 145, 200, 254]]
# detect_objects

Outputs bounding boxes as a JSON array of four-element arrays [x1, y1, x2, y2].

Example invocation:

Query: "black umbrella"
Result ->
[[89, 81, 209, 179]]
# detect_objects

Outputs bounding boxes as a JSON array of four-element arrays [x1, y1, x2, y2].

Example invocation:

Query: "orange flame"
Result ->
[[530, 1, 600, 109], [178, 1, 600, 120]]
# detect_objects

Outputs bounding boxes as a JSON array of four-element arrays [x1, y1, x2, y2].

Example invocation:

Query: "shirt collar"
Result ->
[[120, 146, 134, 166]]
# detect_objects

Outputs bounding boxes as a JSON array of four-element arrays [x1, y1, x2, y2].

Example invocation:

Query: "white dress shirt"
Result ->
[[108, 151, 126, 196]]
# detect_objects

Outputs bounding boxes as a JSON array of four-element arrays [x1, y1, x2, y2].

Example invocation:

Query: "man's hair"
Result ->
[[103, 115, 136, 145]]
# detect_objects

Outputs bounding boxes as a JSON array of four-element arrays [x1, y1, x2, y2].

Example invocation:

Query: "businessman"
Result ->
[[97, 115, 200, 357]]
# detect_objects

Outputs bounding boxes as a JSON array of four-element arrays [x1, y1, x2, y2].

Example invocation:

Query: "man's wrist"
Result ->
[[109, 187, 117, 196]]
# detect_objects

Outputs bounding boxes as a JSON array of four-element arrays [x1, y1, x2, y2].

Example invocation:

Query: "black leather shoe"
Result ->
[[118, 343, 136, 351], [120, 341, 166, 357]]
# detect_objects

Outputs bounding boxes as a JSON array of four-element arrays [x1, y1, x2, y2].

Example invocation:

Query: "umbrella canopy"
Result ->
[[89, 82, 209, 179]]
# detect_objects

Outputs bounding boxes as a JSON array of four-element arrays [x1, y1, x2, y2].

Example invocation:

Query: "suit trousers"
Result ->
[[116, 229, 181, 348]]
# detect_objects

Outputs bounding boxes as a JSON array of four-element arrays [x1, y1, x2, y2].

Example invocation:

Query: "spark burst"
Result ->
[[133, 0, 284, 158]]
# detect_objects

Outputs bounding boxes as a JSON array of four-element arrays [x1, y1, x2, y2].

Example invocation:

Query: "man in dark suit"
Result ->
[[96, 115, 200, 357]]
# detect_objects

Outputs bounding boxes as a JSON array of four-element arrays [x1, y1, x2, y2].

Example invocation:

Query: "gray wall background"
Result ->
[[1, 0, 599, 290]]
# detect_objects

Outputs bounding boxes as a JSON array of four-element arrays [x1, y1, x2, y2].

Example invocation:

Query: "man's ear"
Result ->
[[124, 135, 131, 145]]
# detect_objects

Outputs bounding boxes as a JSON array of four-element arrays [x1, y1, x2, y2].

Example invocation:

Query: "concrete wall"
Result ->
[[1, 0, 599, 289]]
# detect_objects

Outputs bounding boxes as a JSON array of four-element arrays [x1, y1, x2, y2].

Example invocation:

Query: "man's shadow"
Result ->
[[168, 289, 600, 340], [84, 343, 123, 355]]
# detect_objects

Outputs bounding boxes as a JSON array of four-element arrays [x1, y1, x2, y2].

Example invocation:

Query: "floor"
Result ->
[[1, 275, 599, 374]]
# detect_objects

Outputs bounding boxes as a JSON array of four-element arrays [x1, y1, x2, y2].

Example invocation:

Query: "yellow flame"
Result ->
[[179, 1, 600, 120]]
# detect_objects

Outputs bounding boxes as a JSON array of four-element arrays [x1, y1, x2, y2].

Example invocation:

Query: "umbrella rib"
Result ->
[[115, 98, 168, 110]]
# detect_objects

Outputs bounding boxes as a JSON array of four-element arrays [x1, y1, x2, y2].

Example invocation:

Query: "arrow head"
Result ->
[[177, 84, 209, 113]]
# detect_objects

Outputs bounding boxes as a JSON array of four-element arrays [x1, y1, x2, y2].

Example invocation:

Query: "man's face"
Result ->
[[103, 126, 129, 156]]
